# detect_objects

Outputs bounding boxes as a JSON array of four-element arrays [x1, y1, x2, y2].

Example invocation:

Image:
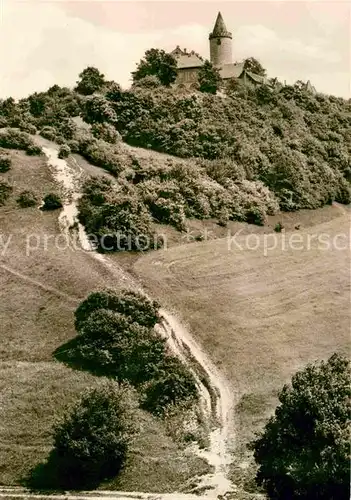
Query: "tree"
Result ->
[[132, 49, 177, 86], [253, 353, 350, 499], [132, 75, 162, 89], [53, 381, 137, 488], [198, 60, 221, 94], [80, 95, 117, 124], [91, 122, 121, 144], [243, 57, 267, 77], [75, 67, 106, 95]]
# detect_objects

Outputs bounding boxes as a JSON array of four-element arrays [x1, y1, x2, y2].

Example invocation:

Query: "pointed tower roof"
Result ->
[[209, 11, 232, 39]]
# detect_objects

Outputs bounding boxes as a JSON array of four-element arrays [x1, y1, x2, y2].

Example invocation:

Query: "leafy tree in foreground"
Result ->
[[53, 381, 137, 488], [75, 66, 106, 96], [132, 48, 178, 86], [243, 57, 267, 77], [198, 60, 221, 94], [253, 353, 350, 499]]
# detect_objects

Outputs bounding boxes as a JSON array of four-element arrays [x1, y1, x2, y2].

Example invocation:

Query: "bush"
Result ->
[[67, 139, 80, 153], [53, 381, 137, 488], [71, 289, 198, 417], [253, 353, 351, 500], [0, 180, 12, 205], [19, 122, 37, 135], [41, 193, 63, 210], [0, 128, 34, 151], [91, 122, 121, 144], [78, 180, 158, 251], [75, 289, 160, 331], [0, 154, 11, 172], [81, 95, 117, 125], [73, 309, 167, 384], [132, 75, 162, 89], [142, 357, 199, 415], [17, 190, 38, 208], [39, 126, 57, 141], [274, 222, 284, 233], [56, 135, 66, 145], [77, 138, 122, 176], [26, 144, 42, 156], [58, 144, 71, 159]]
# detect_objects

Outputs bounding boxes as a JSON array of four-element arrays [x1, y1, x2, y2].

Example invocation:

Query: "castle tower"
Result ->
[[209, 12, 232, 67]]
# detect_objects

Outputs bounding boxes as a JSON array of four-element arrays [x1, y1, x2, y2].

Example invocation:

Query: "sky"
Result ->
[[0, 0, 350, 99]]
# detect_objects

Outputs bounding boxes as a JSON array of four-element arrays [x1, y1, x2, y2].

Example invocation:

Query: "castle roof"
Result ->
[[244, 71, 266, 84], [171, 46, 204, 69], [209, 11, 232, 39], [219, 62, 245, 79], [305, 80, 317, 93]]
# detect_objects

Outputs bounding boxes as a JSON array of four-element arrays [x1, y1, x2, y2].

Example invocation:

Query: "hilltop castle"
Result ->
[[171, 12, 266, 88]]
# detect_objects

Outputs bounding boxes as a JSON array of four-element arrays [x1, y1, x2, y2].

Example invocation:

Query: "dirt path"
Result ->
[[0, 487, 201, 500], [36, 141, 235, 498]]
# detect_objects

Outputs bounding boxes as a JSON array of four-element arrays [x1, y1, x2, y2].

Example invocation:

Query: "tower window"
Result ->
[[217, 38, 221, 45]]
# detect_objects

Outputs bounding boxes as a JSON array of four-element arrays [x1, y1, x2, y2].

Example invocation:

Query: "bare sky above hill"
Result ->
[[0, 0, 350, 98]]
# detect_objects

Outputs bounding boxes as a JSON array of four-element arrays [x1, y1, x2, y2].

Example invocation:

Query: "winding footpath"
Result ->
[[32, 139, 236, 499]]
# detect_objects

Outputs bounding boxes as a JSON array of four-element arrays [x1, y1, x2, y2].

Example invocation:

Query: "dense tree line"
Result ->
[[1, 64, 350, 246]]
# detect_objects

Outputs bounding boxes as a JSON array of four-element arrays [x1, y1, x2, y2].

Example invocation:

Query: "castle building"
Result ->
[[172, 12, 266, 87]]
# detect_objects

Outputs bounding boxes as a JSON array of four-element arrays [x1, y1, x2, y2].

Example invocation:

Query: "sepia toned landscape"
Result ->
[[0, 2, 350, 499]]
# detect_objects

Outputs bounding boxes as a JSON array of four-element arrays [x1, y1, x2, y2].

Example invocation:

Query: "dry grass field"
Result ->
[[133, 205, 350, 487], [0, 150, 208, 492]]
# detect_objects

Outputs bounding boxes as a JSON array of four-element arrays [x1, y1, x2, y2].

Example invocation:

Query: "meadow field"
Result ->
[[133, 205, 350, 488]]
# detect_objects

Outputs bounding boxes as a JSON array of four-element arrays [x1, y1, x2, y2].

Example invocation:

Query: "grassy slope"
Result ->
[[0, 150, 208, 491], [133, 204, 350, 489]]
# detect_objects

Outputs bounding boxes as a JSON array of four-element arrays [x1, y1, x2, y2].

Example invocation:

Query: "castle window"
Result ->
[[217, 38, 221, 45]]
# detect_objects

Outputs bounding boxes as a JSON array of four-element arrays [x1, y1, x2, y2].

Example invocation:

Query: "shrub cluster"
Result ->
[[52, 382, 137, 489], [78, 176, 160, 251], [77, 137, 280, 241], [17, 190, 38, 208], [58, 144, 71, 159], [91, 122, 121, 144], [0, 180, 12, 205], [3, 72, 350, 244], [95, 84, 351, 211], [0, 153, 11, 172], [71, 289, 198, 415], [0, 128, 42, 155], [41, 193, 63, 210]]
